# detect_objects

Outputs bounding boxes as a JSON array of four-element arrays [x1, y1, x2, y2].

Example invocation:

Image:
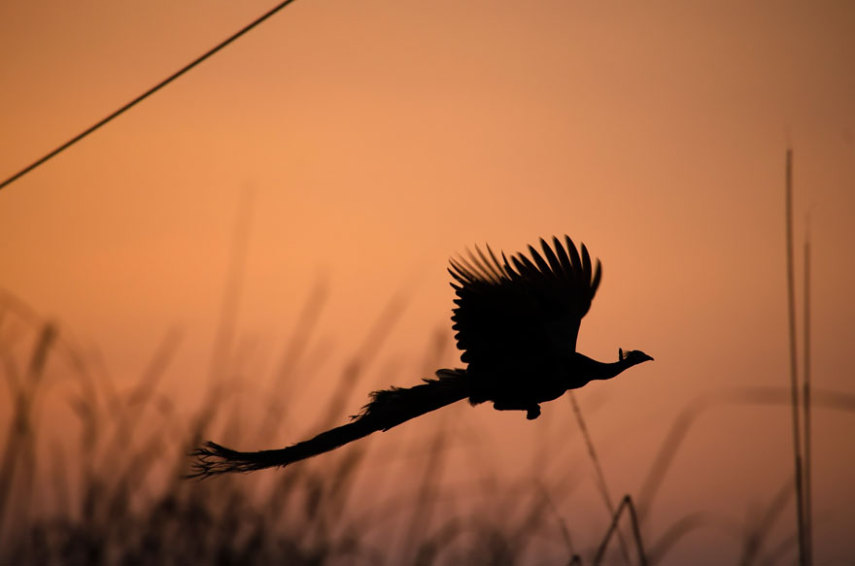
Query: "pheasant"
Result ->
[[190, 236, 652, 477]]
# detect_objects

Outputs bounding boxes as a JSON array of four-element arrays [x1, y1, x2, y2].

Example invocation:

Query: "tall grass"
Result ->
[[0, 290, 590, 564], [3, 246, 854, 566], [783, 148, 807, 566], [4, 290, 851, 565]]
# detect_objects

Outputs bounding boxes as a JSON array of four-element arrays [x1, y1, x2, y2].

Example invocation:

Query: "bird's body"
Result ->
[[190, 236, 652, 477]]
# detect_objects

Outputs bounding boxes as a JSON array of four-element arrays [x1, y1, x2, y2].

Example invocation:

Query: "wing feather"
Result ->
[[581, 243, 592, 283], [528, 245, 552, 275], [591, 260, 602, 294], [486, 245, 504, 275], [540, 238, 562, 274], [449, 235, 602, 369], [474, 246, 503, 282], [566, 236, 582, 270], [553, 236, 573, 273]]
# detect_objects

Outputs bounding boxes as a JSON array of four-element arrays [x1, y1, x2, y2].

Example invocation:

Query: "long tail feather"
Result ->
[[189, 369, 469, 478]]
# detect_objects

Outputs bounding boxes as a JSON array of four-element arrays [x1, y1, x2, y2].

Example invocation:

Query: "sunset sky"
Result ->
[[1, 1, 854, 563]]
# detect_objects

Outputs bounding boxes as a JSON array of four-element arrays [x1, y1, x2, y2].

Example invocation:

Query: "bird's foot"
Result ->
[[492, 401, 541, 420]]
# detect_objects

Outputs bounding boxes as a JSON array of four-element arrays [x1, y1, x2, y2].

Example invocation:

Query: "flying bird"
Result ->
[[190, 236, 652, 477]]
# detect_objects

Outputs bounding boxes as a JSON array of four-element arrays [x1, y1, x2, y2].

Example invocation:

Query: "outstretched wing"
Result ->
[[449, 235, 601, 368]]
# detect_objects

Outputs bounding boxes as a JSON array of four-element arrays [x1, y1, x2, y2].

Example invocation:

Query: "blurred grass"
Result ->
[[1, 288, 853, 565], [0, 289, 587, 565]]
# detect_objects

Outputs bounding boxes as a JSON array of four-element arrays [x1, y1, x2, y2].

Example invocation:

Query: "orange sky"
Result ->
[[1, 1, 854, 563]]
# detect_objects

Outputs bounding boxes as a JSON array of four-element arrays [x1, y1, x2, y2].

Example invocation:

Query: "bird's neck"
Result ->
[[571, 353, 636, 383]]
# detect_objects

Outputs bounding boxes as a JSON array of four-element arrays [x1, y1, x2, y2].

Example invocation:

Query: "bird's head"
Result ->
[[619, 348, 654, 366]]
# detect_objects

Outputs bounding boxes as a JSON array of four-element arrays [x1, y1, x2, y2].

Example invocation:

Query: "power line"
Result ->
[[0, 0, 301, 192]]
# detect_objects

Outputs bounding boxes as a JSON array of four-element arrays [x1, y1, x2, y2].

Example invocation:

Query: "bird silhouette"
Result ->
[[190, 235, 652, 477]]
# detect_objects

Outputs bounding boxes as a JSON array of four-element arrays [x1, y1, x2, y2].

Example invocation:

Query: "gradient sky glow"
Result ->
[[2, 2, 854, 563]]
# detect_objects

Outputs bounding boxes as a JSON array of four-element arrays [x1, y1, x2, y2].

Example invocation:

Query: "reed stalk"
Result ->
[[784, 148, 807, 566]]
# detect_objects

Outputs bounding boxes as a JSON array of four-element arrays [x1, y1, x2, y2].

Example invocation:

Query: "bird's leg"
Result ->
[[492, 401, 542, 420]]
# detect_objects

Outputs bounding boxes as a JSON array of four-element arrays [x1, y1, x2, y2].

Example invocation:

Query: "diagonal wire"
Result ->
[[0, 0, 301, 192]]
